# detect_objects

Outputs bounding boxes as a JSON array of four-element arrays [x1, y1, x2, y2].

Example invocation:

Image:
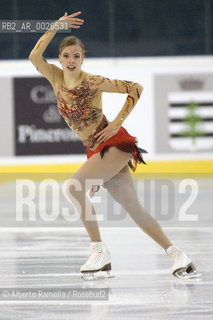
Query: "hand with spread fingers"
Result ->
[[94, 122, 120, 144], [58, 11, 84, 29]]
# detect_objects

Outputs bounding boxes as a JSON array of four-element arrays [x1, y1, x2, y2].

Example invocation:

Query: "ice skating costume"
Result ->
[[56, 72, 147, 172]]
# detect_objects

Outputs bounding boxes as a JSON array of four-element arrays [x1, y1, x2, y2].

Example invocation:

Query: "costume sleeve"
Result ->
[[29, 28, 61, 87], [90, 75, 144, 129]]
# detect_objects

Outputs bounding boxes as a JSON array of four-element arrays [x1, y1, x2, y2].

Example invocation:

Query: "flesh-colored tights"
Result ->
[[66, 147, 172, 250]]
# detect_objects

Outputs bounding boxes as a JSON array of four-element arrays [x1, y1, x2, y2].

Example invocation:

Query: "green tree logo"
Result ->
[[181, 101, 205, 144]]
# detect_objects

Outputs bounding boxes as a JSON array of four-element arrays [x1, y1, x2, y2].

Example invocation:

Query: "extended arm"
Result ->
[[29, 11, 84, 85]]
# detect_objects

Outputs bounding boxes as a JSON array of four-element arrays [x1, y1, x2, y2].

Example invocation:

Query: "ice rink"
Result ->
[[0, 1, 212, 319], [0, 175, 212, 319]]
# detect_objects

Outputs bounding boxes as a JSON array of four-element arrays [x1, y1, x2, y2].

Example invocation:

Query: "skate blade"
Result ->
[[81, 270, 115, 281], [174, 263, 202, 279]]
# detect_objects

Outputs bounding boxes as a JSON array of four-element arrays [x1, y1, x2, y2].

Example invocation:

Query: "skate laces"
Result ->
[[166, 246, 182, 264], [86, 244, 102, 264]]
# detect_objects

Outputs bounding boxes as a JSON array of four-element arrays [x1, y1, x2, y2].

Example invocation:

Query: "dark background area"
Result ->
[[0, 0, 212, 59]]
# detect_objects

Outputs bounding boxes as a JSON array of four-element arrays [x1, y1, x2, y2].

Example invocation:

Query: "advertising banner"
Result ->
[[154, 74, 213, 153], [14, 77, 85, 156]]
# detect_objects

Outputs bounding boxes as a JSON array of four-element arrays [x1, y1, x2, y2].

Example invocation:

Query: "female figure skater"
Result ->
[[29, 11, 200, 280]]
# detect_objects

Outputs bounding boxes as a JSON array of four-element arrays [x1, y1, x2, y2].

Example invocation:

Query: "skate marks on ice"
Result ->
[[0, 227, 212, 319]]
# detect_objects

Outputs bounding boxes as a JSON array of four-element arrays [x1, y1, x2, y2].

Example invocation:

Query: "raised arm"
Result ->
[[29, 11, 84, 85], [92, 75, 144, 129]]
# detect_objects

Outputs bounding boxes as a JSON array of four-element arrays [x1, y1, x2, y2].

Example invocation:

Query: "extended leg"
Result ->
[[104, 165, 201, 278], [103, 164, 172, 249]]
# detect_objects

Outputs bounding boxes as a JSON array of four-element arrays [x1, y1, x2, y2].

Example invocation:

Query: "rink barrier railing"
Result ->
[[0, 159, 212, 182]]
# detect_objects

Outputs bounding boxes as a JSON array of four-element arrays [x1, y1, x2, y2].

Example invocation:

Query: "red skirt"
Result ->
[[86, 126, 148, 172]]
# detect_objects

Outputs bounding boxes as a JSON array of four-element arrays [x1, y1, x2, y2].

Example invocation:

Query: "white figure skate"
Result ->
[[81, 242, 114, 280], [166, 245, 201, 279]]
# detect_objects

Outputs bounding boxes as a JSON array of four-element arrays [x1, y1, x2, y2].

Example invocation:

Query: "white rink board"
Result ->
[[0, 56, 213, 161]]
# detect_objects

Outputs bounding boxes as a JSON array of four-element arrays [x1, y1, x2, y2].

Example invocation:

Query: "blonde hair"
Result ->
[[59, 36, 85, 56]]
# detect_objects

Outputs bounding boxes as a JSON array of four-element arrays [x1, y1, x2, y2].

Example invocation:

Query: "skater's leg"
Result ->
[[103, 165, 172, 249], [66, 147, 132, 242], [105, 165, 201, 278]]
